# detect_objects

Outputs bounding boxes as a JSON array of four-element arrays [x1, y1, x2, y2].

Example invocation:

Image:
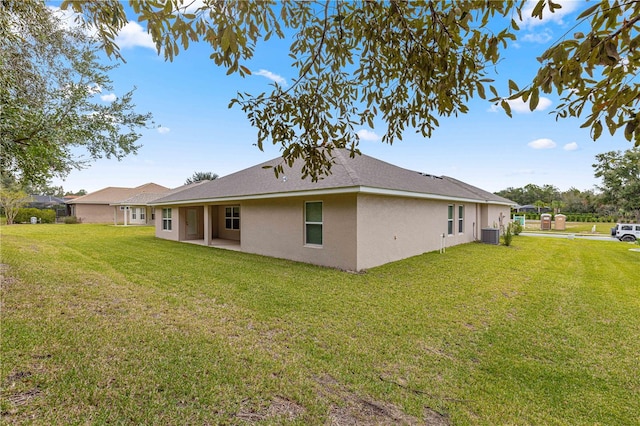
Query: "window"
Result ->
[[151, 207, 155, 220], [447, 205, 454, 235], [140, 208, 145, 220], [305, 201, 323, 245], [162, 208, 172, 231], [458, 205, 464, 233], [131, 208, 137, 220], [225, 206, 240, 230]]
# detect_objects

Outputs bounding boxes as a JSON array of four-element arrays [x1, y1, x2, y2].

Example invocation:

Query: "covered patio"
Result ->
[[183, 238, 241, 252]]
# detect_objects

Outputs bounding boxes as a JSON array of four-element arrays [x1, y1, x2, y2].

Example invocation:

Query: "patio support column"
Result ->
[[204, 205, 211, 246]]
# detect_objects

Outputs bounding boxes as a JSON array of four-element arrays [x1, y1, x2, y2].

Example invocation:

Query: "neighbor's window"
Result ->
[[131, 208, 137, 220], [140, 208, 145, 220], [151, 207, 156, 220], [305, 201, 323, 245], [225, 206, 240, 230], [162, 208, 172, 231], [447, 205, 454, 235], [458, 205, 464, 233]]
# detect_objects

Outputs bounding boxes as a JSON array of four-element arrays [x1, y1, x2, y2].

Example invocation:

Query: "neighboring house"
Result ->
[[150, 150, 514, 271], [66, 183, 169, 224], [110, 181, 211, 226]]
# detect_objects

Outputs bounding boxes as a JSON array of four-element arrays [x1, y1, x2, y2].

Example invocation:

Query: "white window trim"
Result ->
[[447, 204, 454, 236], [304, 201, 323, 247], [458, 205, 464, 234], [224, 206, 240, 230], [162, 208, 172, 231]]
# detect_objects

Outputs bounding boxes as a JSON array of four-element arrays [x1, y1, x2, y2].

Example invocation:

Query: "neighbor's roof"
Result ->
[[111, 181, 210, 206], [150, 150, 514, 206], [67, 183, 170, 204]]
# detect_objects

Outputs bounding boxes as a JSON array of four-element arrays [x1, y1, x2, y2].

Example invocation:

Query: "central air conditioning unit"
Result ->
[[481, 228, 500, 245]]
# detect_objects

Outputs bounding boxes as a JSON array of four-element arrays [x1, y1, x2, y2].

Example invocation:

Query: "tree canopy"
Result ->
[[593, 147, 640, 221], [61, 0, 639, 180], [185, 171, 219, 185], [0, 0, 152, 186]]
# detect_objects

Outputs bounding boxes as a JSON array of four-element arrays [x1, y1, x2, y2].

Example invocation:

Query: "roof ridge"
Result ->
[[333, 149, 360, 185]]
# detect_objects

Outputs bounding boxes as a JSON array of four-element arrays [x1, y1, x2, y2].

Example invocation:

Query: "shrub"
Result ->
[[63, 216, 80, 224], [512, 221, 523, 236], [14, 208, 56, 224], [502, 223, 514, 246]]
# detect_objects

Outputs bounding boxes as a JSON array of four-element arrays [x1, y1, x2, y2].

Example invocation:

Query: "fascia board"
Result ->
[[149, 186, 512, 207]]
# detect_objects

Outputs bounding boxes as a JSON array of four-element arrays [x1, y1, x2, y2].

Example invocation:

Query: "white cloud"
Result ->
[[528, 138, 557, 149], [100, 93, 117, 102], [356, 129, 381, 142], [563, 142, 578, 151], [519, 0, 581, 29], [521, 28, 554, 44], [254, 69, 287, 86], [115, 22, 156, 50], [489, 96, 552, 113], [157, 126, 171, 134]]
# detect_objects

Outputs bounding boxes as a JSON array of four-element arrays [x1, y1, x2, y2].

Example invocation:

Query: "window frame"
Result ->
[[131, 207, 137, 220], [447, 204, 454, 235], [162, 208, 172, 231], [304, 201, 323, 246], [225, 206, 240, 230], [458, 205, 464, 234]]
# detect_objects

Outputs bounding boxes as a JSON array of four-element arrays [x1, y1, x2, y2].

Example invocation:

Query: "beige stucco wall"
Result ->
[[73, 204, 122, 224], [153, 195, 511, 271], [355, 195, 479, 270], [240, 194, 358, 270]]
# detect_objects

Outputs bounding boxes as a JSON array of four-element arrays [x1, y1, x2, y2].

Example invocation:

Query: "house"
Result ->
[[66, 183, 169, 224], [110, 181, 211, 225], [149, 150, 514, 271]]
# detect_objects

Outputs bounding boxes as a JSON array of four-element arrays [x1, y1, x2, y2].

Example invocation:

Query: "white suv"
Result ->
[[612, 223, 640, 242]]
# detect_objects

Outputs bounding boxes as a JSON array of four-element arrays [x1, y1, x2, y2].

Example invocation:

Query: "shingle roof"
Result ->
[[67, 183, 170, 204], [151, 150, 514, 206], [112, 181, 211, 205]]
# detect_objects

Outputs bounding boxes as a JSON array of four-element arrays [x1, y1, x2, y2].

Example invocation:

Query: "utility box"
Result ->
[[481, 228, 500, 245], [540, 214, 552, 230], [30, 216, 38, 224], [555, 214, 566, 231]]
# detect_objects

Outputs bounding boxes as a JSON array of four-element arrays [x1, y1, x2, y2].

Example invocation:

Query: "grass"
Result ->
[[1, 224, 639, 425], [523, 220, 617, 234]]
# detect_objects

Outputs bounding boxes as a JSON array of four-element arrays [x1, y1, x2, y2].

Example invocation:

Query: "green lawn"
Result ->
[[1, 224, 638, 425], [523, 220, 616, 234]]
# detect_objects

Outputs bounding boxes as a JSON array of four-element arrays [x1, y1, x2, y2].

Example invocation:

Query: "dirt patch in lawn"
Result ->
[[317, 374, 450, 425], [236, 395, 306, 423]]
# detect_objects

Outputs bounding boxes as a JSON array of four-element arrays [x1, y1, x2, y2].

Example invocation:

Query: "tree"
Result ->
[[61, 0, 639, 180], [0, 188, 29, 225], [593, 147, 640, 221], [184, 171, 219, 185], [0, 0, 153, 186]]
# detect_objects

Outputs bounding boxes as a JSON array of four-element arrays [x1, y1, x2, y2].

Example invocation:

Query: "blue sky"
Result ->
[[49, 1, 632, 194]]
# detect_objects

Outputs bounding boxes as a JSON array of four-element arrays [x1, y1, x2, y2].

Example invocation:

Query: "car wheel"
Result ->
[[621, 235, 636, 242]]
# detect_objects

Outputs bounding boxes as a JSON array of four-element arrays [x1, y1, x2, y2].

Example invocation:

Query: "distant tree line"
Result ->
[[496, 147, 640, 222]]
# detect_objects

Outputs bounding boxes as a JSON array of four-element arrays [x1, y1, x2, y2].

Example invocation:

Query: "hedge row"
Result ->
[[514, 213, 617, 222], [14, 208, 56, 224]]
